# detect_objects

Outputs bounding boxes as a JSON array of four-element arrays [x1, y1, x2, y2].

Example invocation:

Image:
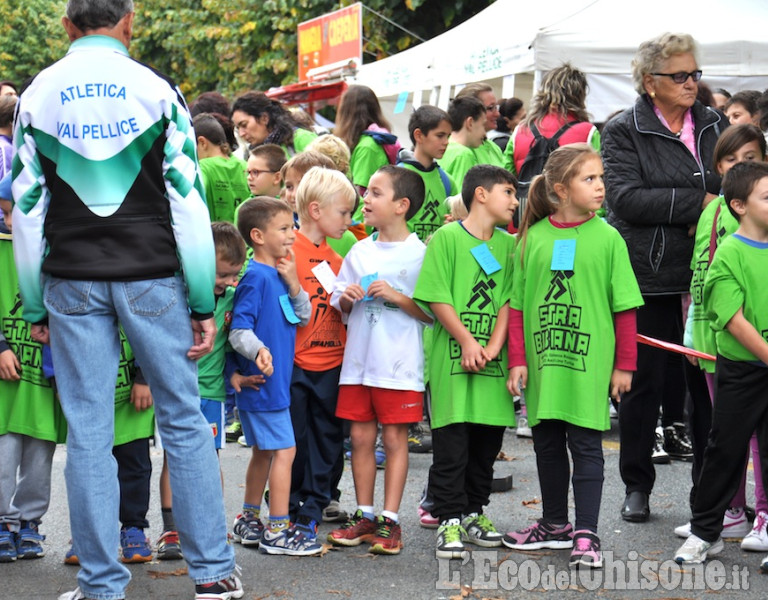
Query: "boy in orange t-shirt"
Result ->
[[289, 166, 358, 537]]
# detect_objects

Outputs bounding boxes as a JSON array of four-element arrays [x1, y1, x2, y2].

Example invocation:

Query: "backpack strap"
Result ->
[[437, 167, 452, 197], [549, 121, 576, 145]]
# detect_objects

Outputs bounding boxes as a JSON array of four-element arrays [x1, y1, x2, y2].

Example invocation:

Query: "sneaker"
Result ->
[[761, 555, 768, 574], [293, 516, 319, 542], [663, 423, 694, 461], [569, 530, 603, 568], [327, 509, 377, 546], [721, 507, 751, 538], [436, 519, 468, 559], [674, 521, 691, 539], [64, 543, 79, 565], [58, 589, 91, 600], [194, 573, 244, 599], [16, 520, 45, 559], [502, 519, 574, 550], [674, 534, 724, 564], [418, 505, 439, 529], [408, 423, 433, 453], [743, 511, 768, 551], [462, 513, 503, 547], [236, 435, 250, 447], [224, 421, 242, 442], [322, 499, 349, 523], [516, 416, 533, 438], [232, 513, 264, 547], [652, 427, 670, 464], [375, 439, 386, 469], [260, 525, 323, 556], [369, 516, 403, 555], [119, 527, 152, 563], [0, 525, 17, 562], [156, 530, 184, 560]]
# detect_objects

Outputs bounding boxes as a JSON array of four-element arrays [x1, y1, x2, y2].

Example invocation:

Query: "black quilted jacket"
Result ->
[[602, 95, 726, 295]]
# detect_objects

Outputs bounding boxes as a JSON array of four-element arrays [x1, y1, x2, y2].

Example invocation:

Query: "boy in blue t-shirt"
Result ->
[[228, 196, 319, 556]]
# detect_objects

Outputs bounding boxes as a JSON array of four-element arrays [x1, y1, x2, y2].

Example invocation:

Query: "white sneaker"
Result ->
[[742, 511, 768, 551], [674, 521, 691, 538], [58, 589, 87, 600], [516, 416, 532, 438], [722, 507, 750, 538], [674, 534, 724, 564]]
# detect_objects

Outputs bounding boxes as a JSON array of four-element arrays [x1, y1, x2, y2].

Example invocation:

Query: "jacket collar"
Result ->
[[632, 94, 722, 138]]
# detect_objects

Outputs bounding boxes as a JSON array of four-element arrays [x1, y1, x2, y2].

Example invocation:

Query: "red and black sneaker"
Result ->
[[194, 573, 244, 600]]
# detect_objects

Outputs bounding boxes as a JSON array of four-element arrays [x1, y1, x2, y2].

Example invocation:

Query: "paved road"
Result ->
[[8, 417, 768, 599]]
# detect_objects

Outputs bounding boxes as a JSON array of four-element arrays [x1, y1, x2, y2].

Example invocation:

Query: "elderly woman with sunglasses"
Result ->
[[601, 32, 727, 525]]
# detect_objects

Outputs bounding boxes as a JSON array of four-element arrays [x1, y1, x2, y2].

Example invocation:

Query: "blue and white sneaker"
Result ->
[[260, 525, 323, 556], [16, 521, 45, 559], [0, 525, 17, 562], [232, 513, 264, 547]]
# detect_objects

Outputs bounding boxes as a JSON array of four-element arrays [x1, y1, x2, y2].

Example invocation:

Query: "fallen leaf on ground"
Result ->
[[146, 567, 188, 579]]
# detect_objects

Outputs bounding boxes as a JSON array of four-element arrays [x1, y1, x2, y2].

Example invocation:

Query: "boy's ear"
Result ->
[[729, 197, 747, 217], [308, 200, 322, 219], [474, 185, 487, 203], [413, 128, 425, 144], [395, 196, 411, 216], [272, 171, 283, 187], [249, 227, 264, 246]]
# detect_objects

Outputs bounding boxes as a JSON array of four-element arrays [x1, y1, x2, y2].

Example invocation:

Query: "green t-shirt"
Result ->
[[413, 222, 516, 428], [114, 329, 155, 446], [511, 217, 643, 431], [350, 134, 389, 228], [199, 155, 249, 223], [401, 161, 457, 242], [0, 236, 66, 442], [689, 196, 739, 372], [475, 139, 506, 168], [197, 287, 235, 401], [326, 230, 358, 257], [289, 127, 318, 156], [704, 234, 768, 363], [441, 141, 479, 191]]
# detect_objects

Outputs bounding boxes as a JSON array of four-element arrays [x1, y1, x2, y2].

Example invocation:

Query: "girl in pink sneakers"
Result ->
[[502, 145, 642, 568]]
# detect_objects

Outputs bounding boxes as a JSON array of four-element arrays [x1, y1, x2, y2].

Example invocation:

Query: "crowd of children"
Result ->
[[5, 75, 768, 599]]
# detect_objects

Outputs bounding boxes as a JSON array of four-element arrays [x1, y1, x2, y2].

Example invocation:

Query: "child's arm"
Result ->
[[611, 309, 638, 401], [0, 330, 20, 381], [506, 307, 527, 396], [333, 283, 366, 315], [484, 303, 509, 359], [366, 280, 432, 323], [430, 302, 490, 372], [128, 366, 153, 411], [229, 329, 274, 376], [225, 352, 267, 392], [726, 308, 768, 365], [276, 248, 312, 326]]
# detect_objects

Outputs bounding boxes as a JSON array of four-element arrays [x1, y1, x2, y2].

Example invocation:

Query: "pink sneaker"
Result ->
[[418, 505, 439, 529], [569, 530, 602, 568]]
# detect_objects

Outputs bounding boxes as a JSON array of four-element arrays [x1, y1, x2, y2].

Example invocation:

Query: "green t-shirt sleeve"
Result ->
[[503, 135, 516, 174], [609, 230, 643, 312], [443, 147, 477, 189], [326, 230, 357, 257], [413, 228, 455, 308], [350, 135, 388, 190], [704, 246, 743, 331]]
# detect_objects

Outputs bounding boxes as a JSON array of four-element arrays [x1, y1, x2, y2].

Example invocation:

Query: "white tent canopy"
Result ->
[[533, 0, 768, 120], [356, 0, 768, 125]]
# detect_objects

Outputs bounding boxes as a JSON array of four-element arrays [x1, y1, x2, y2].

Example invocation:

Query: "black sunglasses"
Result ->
[[651, 70, 703, 84]]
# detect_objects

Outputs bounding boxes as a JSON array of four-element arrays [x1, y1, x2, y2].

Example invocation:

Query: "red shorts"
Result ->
[[336, 385, 423, 424]]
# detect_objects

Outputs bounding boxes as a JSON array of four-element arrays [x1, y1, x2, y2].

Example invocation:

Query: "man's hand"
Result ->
[[31, 324, 50, 345], [230, 372, 267, 393], [188, 317, 216, 360]]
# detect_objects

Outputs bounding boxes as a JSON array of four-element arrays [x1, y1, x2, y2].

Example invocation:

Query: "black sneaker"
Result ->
[[194, 573, 244, 599], [408, 423, 432, 453], [651, 427, 670, 464], [663, 423, 693, 461]]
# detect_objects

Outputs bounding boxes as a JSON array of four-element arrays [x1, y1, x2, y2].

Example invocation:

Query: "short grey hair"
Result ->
[[631, 32, 700, 95], [66, 0, 133, 31]]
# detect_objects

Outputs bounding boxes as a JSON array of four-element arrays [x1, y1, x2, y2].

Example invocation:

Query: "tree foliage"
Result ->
[[0, 0, 494, 100]]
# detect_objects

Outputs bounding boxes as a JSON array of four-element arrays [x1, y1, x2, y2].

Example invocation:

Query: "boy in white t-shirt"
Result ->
[[328, 166, 431, 555]]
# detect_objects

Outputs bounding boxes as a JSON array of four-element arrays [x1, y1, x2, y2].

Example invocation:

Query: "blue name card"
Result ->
[[551, 239, 576, 271], [470, 243, 502, 275], [361, 272, 379, 301], [279, 294, 301, 324]]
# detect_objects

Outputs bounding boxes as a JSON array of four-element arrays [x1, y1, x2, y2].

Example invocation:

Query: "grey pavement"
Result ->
[[7, 417, 768, 599]]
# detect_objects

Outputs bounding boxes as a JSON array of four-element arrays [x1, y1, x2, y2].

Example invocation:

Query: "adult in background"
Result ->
[[231, 91, 317, 160], [487, 97, 525, 154], [601, 32, 726, 524], [455, 82, 506, 167], [11, 1, 242, 598], [0, 95, 16, 233], [0, 81, 17, 98]]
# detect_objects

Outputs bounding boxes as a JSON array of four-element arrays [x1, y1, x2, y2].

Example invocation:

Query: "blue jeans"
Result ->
[[45, 276, 234, 600]]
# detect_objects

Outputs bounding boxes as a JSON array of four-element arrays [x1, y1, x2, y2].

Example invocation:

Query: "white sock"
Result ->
[[381, 510, 398, 523]]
